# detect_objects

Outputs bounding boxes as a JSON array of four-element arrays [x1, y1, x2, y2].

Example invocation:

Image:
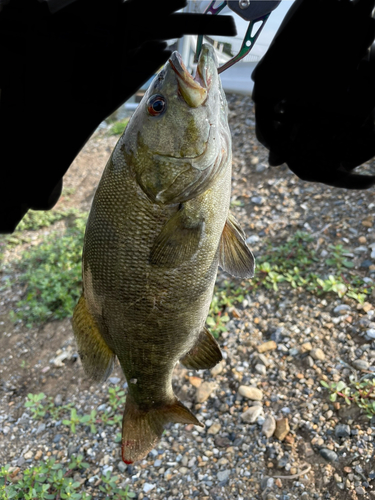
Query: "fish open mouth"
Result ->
[[169, 50, 210, 108]]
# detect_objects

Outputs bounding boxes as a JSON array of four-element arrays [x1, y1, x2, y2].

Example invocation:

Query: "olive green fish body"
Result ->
[[72, 45, 255, 464], [83, 146, 231, 404]]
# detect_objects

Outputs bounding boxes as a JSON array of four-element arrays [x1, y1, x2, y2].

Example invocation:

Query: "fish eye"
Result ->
[[147, 95, 166, 116]]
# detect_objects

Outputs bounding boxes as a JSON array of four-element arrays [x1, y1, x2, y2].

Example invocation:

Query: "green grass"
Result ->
[[13, 386, 132, 498], [0, 208, 82, 250], [107, 118, 129, 136], [10, 211, 88, 326], [0, 455, 135, 499], [206, 231, 374, 337], [24, 386, 126, 435], [250, 231, 374, 302], [321, 374, 375, 419]]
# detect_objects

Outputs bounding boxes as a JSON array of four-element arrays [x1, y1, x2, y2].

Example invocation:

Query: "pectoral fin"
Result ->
[[180, 327, 222, 370], [219, 214, 255, 278], [150, 206, 203, 267], [72, 294, 116, 382]]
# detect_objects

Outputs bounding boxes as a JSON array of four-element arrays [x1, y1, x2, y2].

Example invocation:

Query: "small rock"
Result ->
[[363, 302, 373, 313], [207, 423, 221, 435], [335, 424, 351, 438], [217, 470, 231, 482], [211, 360, 225, 376], [361, 260, 373, 269], [143, 483, 155, 493], [356, 487, 366, 495], [366, 329, 375, 340], [238, 385, 263, 401], [54, 394, 63, 406], [362, 220, 373, 228], [196, 382, 216, 403], [109, 377, 121, 384], [255, 363, 267, 375], [301, 342, 313, 352], [262, 415, 276, 438], [319, 448, 338, 462], [353, 359, 369, 370], [189, 376, 203, 388], [246, 235, 260, 245], [257, 341, 277, 353], [241, 406, 263, 424], [34, 450, 43, 460], [310, 348, 325, 361], [36, 423, 46, 436], [117, 461, 127, 473], [24, 451, 33, 460], [251, 196, 263, 205], [333, 304, 351, 315], [16, 457, 25, 467], [217, 457, 229, 466], [274, 418, 290, 441], [154, 459, 162, 467]]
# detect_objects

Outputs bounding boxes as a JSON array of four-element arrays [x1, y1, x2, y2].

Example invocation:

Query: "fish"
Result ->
[[72, 44, 255, 464]]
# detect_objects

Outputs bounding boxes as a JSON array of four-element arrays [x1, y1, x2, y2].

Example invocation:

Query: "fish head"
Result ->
[[121, 43, 231, 205]]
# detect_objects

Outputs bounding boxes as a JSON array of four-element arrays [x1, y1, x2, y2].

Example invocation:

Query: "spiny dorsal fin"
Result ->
[[219, 214, 255, 278], [180, 327, 222, 370], [72, 294, 116, 382], [122, 396, 203, 464], [150, 207, 203, 267]]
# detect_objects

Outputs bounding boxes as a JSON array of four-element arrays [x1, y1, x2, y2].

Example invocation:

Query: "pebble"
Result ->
[[241, 405, 263, 424], [143, 483, 155, 493], [109, 377, 121, 384], [361, 260, 373, 268], [210, 360, 225, 376], [257, 341, 277, 353], [217, 470, 231, 482], [333, 304, 351, 315], [246, 235, 260, 245], [238, 386, 263, 401], [301, 342, 313, 352], [54, 394, 63, 406], [207, 423, 221, 435], [365, 329, 375, 340], [117, 462, 127, 473], [353, 359, 370, 370], [36, 423, 46, 435], [274, 418, 290, 441], [310, 348, 325, 361], [356, 487, 366, 495], [255, 363, 267, 375], [335, 424, 351, 438], [319, 448, 338, 462], [262, 415, 276, 438], [196, 382, 216, 403]]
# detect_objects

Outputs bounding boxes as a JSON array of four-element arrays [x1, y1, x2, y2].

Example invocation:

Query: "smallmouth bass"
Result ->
[[72, 44, 254, 464]]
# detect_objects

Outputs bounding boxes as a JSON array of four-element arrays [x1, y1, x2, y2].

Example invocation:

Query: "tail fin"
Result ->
[[121, 396, 203, 464]]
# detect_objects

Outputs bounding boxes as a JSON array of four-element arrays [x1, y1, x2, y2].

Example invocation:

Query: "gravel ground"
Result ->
[[1, 94, 375, 500]]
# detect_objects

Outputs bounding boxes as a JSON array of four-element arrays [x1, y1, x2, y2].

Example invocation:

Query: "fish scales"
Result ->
[[72, 44, 255, 464]]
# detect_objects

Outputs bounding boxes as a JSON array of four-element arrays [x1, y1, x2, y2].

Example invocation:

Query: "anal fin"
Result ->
[[180, 327, 222, 370], [219, 213, 255, 278], [72, 294, 115, 382]]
